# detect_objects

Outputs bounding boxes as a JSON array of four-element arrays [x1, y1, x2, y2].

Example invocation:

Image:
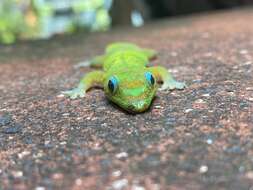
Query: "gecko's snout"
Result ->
[[127, 100, 150, 113]]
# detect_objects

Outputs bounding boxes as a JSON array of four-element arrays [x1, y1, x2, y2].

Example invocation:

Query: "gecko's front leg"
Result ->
[[62, 71, 104, 99], [148, 66, 186, 91]]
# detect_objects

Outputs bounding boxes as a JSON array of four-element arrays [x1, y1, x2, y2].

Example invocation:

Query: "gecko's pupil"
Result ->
[[145, 72, 155, 86], [108, 76, 118, 93], [150, 75, 155, 85], [108, 80, 114, 92]]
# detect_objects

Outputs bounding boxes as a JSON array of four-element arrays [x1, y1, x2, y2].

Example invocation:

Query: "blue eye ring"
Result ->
[[145, 72, 155, 86], [108, 76, 118, 94]]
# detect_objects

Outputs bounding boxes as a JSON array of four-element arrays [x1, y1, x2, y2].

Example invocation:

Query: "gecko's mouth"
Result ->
[[126, 100, 151, 113]]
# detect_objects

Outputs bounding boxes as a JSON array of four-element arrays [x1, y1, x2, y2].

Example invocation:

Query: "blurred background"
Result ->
[[1, 0, 253, 45]]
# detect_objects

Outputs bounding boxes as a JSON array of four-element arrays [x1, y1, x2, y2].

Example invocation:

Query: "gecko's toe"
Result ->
[[79, 93, 85, 98], [61, 90, 72, 96], [70, 93, 78, 99], [159, 85, 169, 91], [62, 88, 85, 99], [159, 81, 187, 91], [173, 81, 187, 90], [74, 60, 91, 69]]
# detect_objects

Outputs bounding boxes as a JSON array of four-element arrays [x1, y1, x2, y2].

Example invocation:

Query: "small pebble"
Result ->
[[239, 49, 248, 55], [184, 108, 193, 113], [195, 99, 206, 104], [44, 140, 51, 145], [116, 152, 128, 159], [75, 178, 82, 186], [112, 170, 122, 177], [246, 171, 253, 179], [3, 124, 22, 134], [12, 171, 23, 178], [248, 97, 253, 102], [101, 123, 108, 127], [206, 139, 213, 145], [112, 179, 128, 190], [33, 151, 44, 159], [228, 92, 235, 96], [57, 94, 65, 98], [246, 87, 253, 91], [52, 173, 64, 180], [202, 93, 210, 97], [60, 141, 67, 145], [18, 151, 30, 159], [168, 69, 178, 74], [171, 51, 178, 57], [154, 105, 162, 109], [199, 165, 208, 174], [192, 79, 202, 83], [35, 187, 45, 190], [132, 185, 146, 190], [62, 113, 70, 116], [243, 61, 252, 65]]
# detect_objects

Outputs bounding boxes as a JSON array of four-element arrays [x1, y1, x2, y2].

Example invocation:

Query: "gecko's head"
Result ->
[[104, 71, 157, 113]]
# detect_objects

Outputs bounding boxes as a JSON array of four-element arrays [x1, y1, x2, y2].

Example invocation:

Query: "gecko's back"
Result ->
[[103, 43, 150, 73], [103, 50, 148, 73]]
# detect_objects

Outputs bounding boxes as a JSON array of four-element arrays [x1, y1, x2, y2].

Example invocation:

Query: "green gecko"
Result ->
[[63, 42, 186, 113]]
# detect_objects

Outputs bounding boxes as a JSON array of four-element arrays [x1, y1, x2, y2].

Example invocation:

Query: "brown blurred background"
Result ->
[[110, 0, 253, 25], [1, 0, 253, 44]]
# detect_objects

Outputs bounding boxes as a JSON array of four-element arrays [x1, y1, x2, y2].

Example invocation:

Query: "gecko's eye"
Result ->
[[108, 76, 118, 94], [145, 72, 155, 86]]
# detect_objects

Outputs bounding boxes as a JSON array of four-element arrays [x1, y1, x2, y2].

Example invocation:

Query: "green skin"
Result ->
[[63, 42, 186, 113]]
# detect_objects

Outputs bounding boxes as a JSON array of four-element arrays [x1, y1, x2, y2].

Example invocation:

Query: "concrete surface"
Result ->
[[0, 8, 253, 190]]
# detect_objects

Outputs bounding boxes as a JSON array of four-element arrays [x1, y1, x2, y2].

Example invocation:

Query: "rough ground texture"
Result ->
[[0, 8, 253, 190]]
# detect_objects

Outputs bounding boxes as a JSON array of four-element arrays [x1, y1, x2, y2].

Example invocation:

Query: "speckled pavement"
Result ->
[[0, 8, 253, 190]]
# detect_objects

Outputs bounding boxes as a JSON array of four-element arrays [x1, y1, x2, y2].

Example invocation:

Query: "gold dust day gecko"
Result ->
[[63, 42, 186, 113]]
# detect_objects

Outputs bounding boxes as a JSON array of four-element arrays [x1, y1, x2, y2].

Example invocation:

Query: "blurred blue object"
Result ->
[[131, 10, 144, 27]]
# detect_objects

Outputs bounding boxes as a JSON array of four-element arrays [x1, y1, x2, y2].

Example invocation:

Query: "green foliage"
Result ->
[[0, 0, 29, 44], [93, 9, 111, 31], [0, 0, 112, 44]]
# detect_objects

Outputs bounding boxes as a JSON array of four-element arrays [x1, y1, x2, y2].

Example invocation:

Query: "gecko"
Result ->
[[63, 42, 186, 113]]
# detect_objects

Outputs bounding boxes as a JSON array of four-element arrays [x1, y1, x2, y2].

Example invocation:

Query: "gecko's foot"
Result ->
[[74, 60, 91, 69], [62, 88, 86, 99], [159, 80, 187, 91]]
